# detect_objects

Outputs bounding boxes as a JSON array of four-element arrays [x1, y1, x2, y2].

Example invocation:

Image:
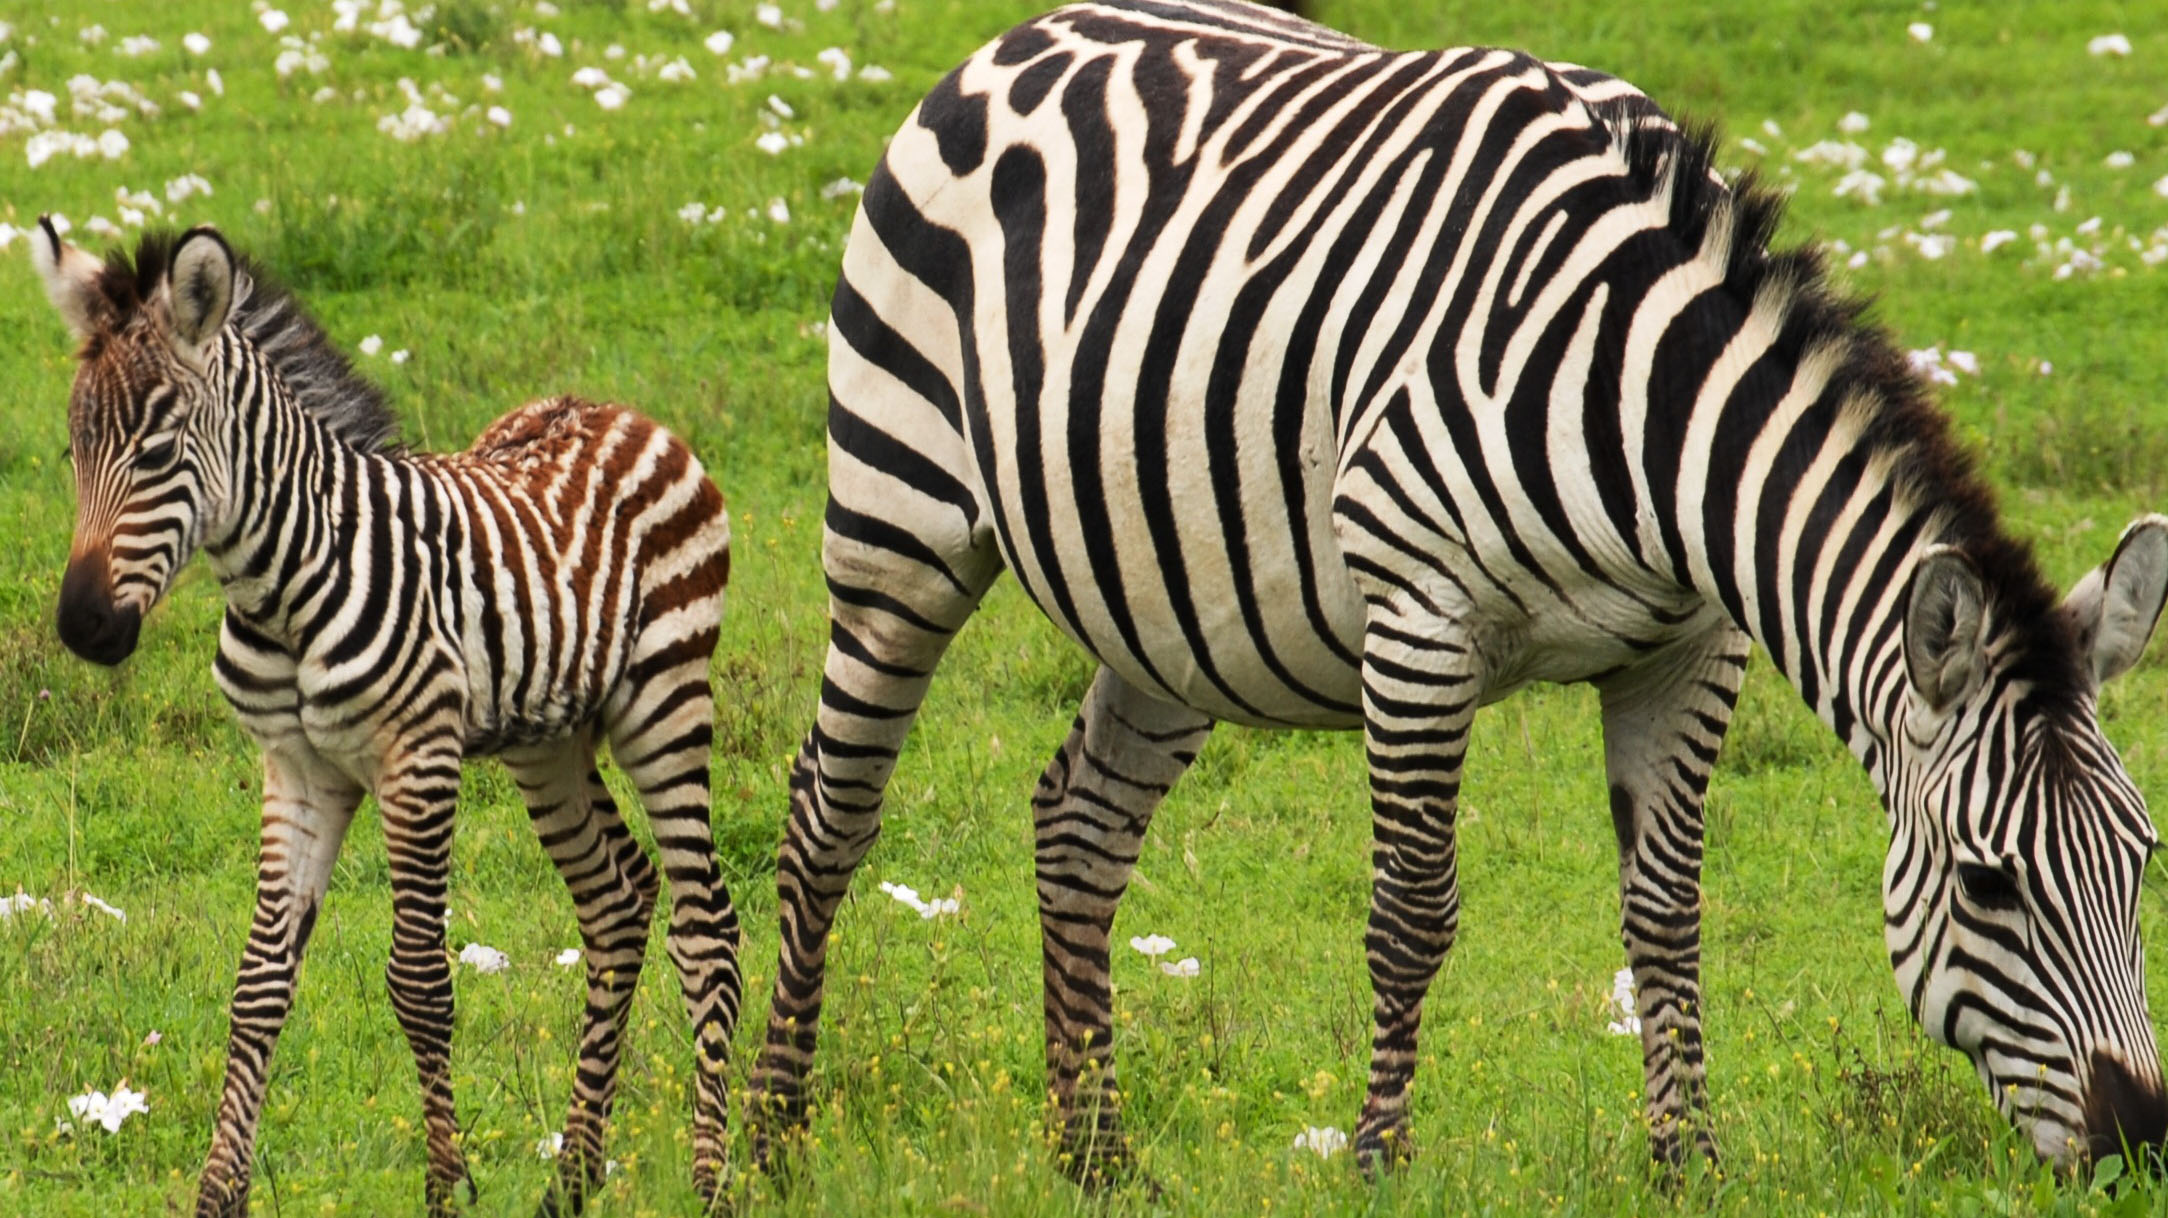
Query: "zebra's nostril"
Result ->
[[54, 557, 140, 666], [2084, 1050, 2168, 1162]]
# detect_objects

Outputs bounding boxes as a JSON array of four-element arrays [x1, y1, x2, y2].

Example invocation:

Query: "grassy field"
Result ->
[[4, 0, 2168, 1213]]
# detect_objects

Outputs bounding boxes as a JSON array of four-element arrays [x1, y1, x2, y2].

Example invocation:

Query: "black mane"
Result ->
[[94, 230, 400, 453], [1602, 108, 2088, 711]]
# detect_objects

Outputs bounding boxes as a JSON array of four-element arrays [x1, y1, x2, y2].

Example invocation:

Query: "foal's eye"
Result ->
[[1957, 861, 2022, 909], [135, 439, 178, 470]]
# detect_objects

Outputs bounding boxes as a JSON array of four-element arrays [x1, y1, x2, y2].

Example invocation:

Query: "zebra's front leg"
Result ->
[[1353, 615, 1480, 1171], [1596, 625, 1749, 1173], [379, 737, 477, 1217], [1033, 667, 1214, 1187], [196, 744, 362, 1218]]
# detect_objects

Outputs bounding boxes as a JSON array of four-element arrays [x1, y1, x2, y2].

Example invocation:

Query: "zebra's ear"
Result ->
[[166, 225, 236, 358], [1904, 545, 1987, 715], [29, 215, 111, 339], [2060, 515, 2168, 688]]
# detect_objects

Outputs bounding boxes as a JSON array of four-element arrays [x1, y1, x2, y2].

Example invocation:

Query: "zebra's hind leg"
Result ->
[[1351, 610, 1481, 1173], [378, 733, 480, 1216], [505, 736, 659, 1217], [747, 527, 1002, 1166], [606, 656, 741, 1205], [195, 742, 362, 1218], [1596, 625, 1749, 1175], [1034, 667, 1214, 1188]]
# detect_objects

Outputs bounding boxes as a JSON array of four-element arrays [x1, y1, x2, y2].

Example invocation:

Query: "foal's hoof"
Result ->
[[1353, 1126, 1416, 1179], [1648, 1125, 1722, 1190]]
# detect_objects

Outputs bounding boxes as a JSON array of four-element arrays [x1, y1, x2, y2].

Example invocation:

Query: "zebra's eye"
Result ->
[[1957, 861, 2021, 909], [135, 438, 178, 470]]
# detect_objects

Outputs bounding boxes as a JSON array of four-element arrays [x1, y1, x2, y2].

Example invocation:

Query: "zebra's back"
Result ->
[[836, 0, 1705, 728]]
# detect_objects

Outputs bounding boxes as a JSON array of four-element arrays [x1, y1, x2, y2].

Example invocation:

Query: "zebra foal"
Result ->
[[750, 0, 2168, 1181], [33, 220, 739, 1217]]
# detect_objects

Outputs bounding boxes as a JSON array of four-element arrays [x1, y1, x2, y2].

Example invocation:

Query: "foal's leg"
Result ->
[[608, 658, 740, 1202], [1032, 667, 1213, 1185], [505, 736, 659, 1216], [1596, 626, 1748, 1171], [195, 742, 362, 1218], [378, 729, 477, 1216]]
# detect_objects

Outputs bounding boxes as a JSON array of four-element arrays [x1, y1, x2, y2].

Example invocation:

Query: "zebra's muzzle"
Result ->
[[2084, 1049, 2168, 1164], [56, 554, 141, 666]]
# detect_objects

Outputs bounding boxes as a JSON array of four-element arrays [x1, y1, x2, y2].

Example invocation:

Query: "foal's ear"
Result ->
[[29, 215, 111, 339], [2059, 516, 2168, 689], [166, 225, 237, 358]]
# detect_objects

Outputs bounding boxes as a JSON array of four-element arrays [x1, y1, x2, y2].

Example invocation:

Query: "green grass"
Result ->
[[3, 0, 2168, 1214]]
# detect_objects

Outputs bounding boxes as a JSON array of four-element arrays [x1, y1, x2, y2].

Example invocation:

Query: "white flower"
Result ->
[[704, 30, 736, 56], [2040, 360, 2054, 376], [163, 174, 213, 205], [2155, 175, 2168, 199], [2105, 151, 2135, 170], [2151, 105, 2168, 129], [1837, 111, 1870, 135], [537, 1131, 564, 1159], [1946, 350, 1979, 376], [80, 892, 124, 922], [459, 942, 508, 972], [391, 349, 411, 365], [658, 57, 695, 83], [539, 31, 564, 57], [2087, 33, 2132, 57], [2076, 215, 2103, 237], [487, 105, 512, 127], [821, 177, 864, 200], [1832, 169, 1885, 205], [1160, 956, 1200, 978], [1128, 934, 1177, 959], [817, 46, 852, 81], [767, 94, 794, 119], [1292, 1126, 1348, 1157], [605, 44, 626, 60], [117, 35, 161, 57], [482, 73, 503, 92], [754, 130, 789, 155], [260, 9, 291, 34], [80, 24, 108, 45], [594, 83, 629, 110], [1907, 21, 1932, 43], [1738, 137, 1767, 157], [178, 91, 203, 111], [876, 880, 956, 918], [207, 68, 225, 95], [21, 88, 57, 124], [858, 65, 893, 84], [97, 129, 129, 159], [1980, 229, 2017, 254], [678, 201, 708, 223], [756, 3, 784, 28], [1, 890, 53, 920], [84, 215, 122, 239], [555, 947, 582, 966], [572, 66, 610, 88], [67, 1084, 149, 1133], [1904, 232, 1955, 260], [1907, 347, 1958, 386], [1606, 966, 1641, 1036]]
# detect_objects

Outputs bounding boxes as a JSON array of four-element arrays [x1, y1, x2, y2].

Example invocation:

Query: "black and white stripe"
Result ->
[[35, 222, 740, 1216], [748, 0, 2168, 1175]]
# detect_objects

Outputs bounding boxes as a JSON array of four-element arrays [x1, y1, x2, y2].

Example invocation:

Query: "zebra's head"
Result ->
[[32, 218, 243, 666], [1889, 517, 2168, 1165]]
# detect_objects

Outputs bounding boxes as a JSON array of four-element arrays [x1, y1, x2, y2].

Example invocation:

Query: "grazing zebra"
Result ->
[[748, 0, 2168, 1178], [32, 220, 740, 1217]]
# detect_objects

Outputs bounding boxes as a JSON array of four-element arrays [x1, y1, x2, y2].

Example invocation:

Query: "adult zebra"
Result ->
[[749, 0, 2168, 1177], [33, 221, 739, 1217]]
